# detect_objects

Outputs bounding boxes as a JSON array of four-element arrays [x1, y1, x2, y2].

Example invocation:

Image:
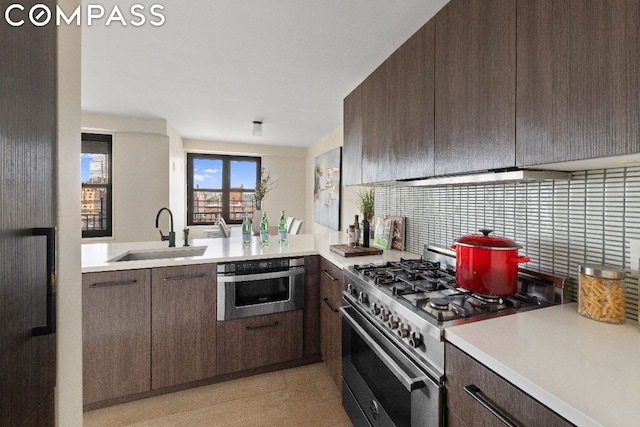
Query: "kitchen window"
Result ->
[[81, 133, 113, 238], [187, 153, 260, 225]]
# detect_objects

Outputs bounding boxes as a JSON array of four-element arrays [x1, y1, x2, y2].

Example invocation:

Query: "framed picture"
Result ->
[[373, 217, 392, 250], [313, 147, 341, 230], [388, 216, 406, 250]]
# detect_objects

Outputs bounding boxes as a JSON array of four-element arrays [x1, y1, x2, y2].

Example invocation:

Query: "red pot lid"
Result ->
[[456, 229, 522, 249]]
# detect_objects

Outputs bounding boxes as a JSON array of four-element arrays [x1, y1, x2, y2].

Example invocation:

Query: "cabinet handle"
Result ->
[[246, 321, 280, 331], [322, 297, 339, 313], [464, 384, 518, 427], [163, 273, 206, 282], [89, 279, 138, 288], [31, 227, 56, 336], [321, 269, 338, 281]]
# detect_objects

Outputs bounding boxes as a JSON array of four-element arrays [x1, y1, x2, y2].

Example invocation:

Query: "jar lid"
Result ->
[[578, 264, 625, 279], [456, 229, 522, 249]]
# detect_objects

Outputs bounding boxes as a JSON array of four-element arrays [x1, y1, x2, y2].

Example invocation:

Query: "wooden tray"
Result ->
[[330, 244, 383, 257]]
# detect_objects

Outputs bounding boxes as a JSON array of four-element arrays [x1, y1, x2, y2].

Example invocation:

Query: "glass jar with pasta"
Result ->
[[578, 264, 626, 324]]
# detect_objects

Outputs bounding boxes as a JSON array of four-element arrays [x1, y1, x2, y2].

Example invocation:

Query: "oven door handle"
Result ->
[[217, 267, 304, 283], [340, 307, 429, 392]]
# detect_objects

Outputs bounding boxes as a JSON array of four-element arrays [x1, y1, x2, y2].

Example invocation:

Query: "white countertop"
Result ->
[[445, 303, 640, 427], [81, 232, 418, 273]]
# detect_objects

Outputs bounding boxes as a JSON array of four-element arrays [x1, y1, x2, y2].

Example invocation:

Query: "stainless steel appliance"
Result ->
[[217, 257, 305, 320], [341, 245, 565, 426]]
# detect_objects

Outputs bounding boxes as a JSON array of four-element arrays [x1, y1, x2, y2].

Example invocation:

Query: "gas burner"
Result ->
[[472, 294, 504, 305], [428, 298, 450, 310]]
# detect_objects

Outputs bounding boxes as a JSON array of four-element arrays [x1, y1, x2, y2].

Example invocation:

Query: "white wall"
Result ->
[[57, 0, 83, 424], [167, 123, 186, 235], [183, 139, 307, 236], [82, 114, 171, 243], [306, 126, 360, 235]]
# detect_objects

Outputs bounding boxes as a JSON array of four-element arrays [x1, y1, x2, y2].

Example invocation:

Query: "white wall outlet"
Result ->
[[629, 239, 640, 278]]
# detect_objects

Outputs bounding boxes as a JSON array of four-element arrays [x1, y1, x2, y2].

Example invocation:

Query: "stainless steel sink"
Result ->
[[108, 246, 207, 262]]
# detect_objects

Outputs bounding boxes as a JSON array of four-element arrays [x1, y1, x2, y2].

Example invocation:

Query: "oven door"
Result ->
[[341, 305, 443, 427], [217, 267, 305, 320]]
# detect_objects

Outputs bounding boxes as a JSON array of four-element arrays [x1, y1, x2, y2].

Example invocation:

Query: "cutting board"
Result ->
[[330, 244, 383, 257]]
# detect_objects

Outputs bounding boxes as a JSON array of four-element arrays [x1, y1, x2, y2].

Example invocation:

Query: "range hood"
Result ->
[[395, 169, 571, 187]]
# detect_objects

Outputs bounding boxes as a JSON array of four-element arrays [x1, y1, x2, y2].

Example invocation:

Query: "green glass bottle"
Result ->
[[260, 211, 269, 246], [278, 210, 288, 246], [242, 212, 252, 246]]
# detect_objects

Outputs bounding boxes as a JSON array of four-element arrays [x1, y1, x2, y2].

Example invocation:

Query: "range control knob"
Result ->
[[370, 303, 381, 316], [380, 308, 390, 322], [409, 332, 423, 349], [346, 283, 356, 295], [358, 291, 369, 305], [387, 316, 399, 329], [397, 324, 409, 338]]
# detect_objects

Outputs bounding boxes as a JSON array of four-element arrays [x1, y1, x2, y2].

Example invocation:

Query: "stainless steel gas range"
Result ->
[[340, 246, 565, 427]]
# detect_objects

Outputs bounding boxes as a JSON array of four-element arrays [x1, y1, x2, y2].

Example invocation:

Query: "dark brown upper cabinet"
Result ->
[[343, 20, 435, 185], [435, 0, 517, 176], [389, 21, 435, 181], [516, 0, 640, 166], [343, 82, 364, 186]]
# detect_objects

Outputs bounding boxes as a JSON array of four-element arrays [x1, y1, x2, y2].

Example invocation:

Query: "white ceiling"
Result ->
[[81, 0, 448, 147]]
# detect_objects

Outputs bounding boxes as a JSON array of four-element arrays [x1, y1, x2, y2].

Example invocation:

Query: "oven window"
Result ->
[[351, 329, 411, 426], [235, 278, 290, 306]]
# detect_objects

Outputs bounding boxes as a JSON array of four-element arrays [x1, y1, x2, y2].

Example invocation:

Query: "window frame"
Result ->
[[186, 153, 261, 226], [81, 132, 113, 238]]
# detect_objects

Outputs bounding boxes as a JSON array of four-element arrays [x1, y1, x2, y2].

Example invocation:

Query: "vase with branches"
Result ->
[[253, 167, 277, 210]]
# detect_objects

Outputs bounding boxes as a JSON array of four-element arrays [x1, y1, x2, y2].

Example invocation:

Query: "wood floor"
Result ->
[[83, 362, 352, 427]]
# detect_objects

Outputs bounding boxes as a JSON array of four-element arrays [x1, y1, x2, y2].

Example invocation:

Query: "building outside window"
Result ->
[[187, 154, 260, 225], [81, 133, 112, 238]]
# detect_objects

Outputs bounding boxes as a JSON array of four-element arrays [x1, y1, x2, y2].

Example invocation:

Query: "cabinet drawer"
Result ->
[[445, 343, 573, 427], [217, 310, 304, 375]]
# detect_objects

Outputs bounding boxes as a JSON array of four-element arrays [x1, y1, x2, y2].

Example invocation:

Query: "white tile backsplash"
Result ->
[[375, 166, 640, 321]]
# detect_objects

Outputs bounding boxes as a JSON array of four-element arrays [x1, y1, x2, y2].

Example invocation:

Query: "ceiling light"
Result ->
[[252, 121, 262, 136]]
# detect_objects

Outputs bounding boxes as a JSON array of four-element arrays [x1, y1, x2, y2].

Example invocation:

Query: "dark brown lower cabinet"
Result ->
[[445, 343, 573, 426], [319, 258, 344, 390], [151, 264, 217, 389], [217, 310, 304, 376], [303, 255, 321, 357], [82, 269, 152, 405]]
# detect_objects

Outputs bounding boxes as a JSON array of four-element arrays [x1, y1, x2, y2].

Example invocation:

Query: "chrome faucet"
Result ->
[[155, 207, 176, 247]]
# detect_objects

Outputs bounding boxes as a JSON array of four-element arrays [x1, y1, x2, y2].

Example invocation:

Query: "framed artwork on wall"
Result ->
[[313, 147, 341, 230]]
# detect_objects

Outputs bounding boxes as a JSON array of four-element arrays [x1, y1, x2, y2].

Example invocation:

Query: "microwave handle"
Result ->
[[340, 307, 428, 392], [217, 267, 304, 283]]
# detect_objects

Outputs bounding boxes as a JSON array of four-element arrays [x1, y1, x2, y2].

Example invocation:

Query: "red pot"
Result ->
[[450, 229, 530, 296]]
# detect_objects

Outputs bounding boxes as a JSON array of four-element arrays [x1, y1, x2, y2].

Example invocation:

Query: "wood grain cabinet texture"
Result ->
[[343, 82, 364, 186], [216, 310, 304, 376], [303, 255, 321, 357], [151, 264, 217, 390], [434, 0, 516, 176], [445, 343, 573, 427], [319, 258, 344, 390], [82, 269, 152, 405], [516, 0, 640, 166]]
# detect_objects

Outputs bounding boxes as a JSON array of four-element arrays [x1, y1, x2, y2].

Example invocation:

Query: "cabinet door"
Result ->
[[445, 343, 572, 427], [343, 83, 364, 186], [319, 258, 344, 390], [435, 0, 516, 175], [83, 269, 151, 405], [151, 264, 217, 390], [361, 61, 392, 184], [516, 0, 640, 165], [389, 20, 435, 181], [303, 255, 321, 357], [0, 0, 57, 424], [217, 310, 304, 375]]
